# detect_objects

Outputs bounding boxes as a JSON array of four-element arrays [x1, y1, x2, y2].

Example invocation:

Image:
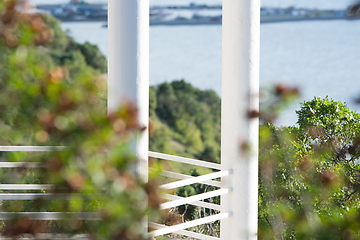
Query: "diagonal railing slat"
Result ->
[[162, 193, 221, 211], [150, 168, 221, 187], [160, 170, 232, 190], [149, 151, 221, 170], [150, 151, 233, 238], [149, 212, 231, 237], [149, 222, 220, 240], [160, 188, 231, 210]]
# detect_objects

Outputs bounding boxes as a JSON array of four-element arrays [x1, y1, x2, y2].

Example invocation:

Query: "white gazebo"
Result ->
[[108, 0, 260, 239]]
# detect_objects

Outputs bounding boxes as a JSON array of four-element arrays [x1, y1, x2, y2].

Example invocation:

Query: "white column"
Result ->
[[221, 0, 260, 239], [107, 0, 149, 181]]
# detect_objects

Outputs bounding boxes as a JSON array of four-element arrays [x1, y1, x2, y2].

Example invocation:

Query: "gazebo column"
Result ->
[[107, 0, 149, 181], [221, 0, 260, 239]]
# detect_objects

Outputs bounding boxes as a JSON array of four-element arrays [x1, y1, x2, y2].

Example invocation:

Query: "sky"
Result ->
[[29, 0, 356, 10]]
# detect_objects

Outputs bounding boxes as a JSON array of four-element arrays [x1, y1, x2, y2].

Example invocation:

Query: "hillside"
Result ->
[[149, 80, 221, 164]]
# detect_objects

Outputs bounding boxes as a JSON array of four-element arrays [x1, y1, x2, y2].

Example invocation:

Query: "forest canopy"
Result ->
[[149, 80, 221, 164]]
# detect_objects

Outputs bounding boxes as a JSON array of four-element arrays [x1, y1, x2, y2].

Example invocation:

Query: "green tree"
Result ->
[[42, 13, 107, 74], [259, 97, 360, 239], [296, 96, 360, 163], [150, 80, 221, 163]]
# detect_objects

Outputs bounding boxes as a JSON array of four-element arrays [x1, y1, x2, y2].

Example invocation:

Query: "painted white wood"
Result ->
[[221, 0, 260, 239], [0, 212, 100, 220], [149, 151, 221, 170], [0, 146, 67, 151], [160, 188, 231, 210], [0, 184, 53, 190], [162, 193, 221, 211], [149, 212, 231, 237], [108, 0, 149, 182], [149, 222, 220, 240], [160, 170, 231, 190], [0, 162, 42, 168], [151, 168, 221, 187], [0, 193, 88, 200]]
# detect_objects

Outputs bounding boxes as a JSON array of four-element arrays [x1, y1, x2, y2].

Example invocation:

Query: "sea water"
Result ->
[[61, 19, 360, 126]]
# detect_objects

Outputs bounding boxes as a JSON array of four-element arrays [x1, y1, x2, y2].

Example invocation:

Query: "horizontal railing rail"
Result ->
[[0, 193, 97, 200], [0, 162, 43, 168], [0, 146, 100, 222], [0, 184, 54, 190], [0, 146, 68, 151], [0, 212, 101, 220]]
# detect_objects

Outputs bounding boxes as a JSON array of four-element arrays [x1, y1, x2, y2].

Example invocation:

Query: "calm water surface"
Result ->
[[61, 19, 360, 125]]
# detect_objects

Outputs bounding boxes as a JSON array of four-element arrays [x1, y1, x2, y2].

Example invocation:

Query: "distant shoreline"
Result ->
[[68, 15, 360, 27], [150, 15, 351, 26], [38, 3, 360, 26]]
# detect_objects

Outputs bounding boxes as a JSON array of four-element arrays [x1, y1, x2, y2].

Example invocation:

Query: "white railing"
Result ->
[[0, 146, 68, 151], [0, 149, 233, 239], [149, 151, 221, 170], [0, 146, 96, 221], [0, 212, 100, 220], [148, 151, 233, 239], [0, 147, 232, 233], [150, 212, 231, 238], [159, 170, 231, 190], [153, 169, 221, 187]]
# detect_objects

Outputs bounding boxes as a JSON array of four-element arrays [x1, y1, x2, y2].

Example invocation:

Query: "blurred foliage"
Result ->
[[0, 1, 158, 239], [260, 83, 300, 123]]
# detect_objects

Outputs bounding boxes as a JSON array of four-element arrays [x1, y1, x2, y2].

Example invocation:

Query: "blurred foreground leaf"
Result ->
[[0, 1, 158, 239]]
